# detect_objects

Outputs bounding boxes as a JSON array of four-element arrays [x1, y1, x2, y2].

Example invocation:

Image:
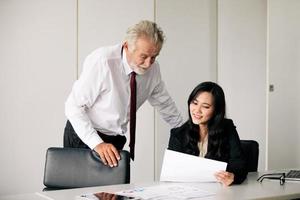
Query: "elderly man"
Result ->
[[64, 20, 183, 167]]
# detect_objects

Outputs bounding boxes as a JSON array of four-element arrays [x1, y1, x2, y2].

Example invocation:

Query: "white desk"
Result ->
[[3, 172, 300, 200], [0, 193, 49, 200]]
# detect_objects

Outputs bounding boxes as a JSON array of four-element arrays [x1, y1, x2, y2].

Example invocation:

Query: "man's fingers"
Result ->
[[94, 142, 120, 167], [98, 151, 107, 165], [107, 149, 118, 167], [103, 150, 114, 167], [102, 143, 119, 167], [111, 146, 121, 160], [103, 144, 119, 167]]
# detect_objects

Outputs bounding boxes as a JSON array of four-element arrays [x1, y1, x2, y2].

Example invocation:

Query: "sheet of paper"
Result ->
[[160, 149, 227, 182], [116, 184, 215, 200]]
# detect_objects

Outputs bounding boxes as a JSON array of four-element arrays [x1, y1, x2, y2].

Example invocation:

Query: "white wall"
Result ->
[[268, 0, 300, 169], [155, 0, 217, 179], [0, 0, 76, 195], [217, 0, 267, 171]]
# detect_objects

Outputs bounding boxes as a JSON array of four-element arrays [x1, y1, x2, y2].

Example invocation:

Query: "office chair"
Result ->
[[43, 147, 130, 190], [240, 140, 259, 172]]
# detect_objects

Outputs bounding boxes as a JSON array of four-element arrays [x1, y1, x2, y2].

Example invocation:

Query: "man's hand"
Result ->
[[214, 170, 234, 186], [94, 143, 120, 167], [94, 192, 117, 200]]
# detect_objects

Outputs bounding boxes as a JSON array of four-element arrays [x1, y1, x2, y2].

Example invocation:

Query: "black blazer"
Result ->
[[168, 119, 247, 184]]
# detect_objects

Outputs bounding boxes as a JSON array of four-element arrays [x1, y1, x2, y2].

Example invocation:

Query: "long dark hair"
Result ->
[[185, 81, 228, 160]]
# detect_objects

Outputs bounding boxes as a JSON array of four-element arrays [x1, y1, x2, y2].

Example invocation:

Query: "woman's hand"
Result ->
[[214, 170, 234, 186]]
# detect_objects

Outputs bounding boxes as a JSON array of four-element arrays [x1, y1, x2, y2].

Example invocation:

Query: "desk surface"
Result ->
[[1, 193, 49, 200], [2, 172, 300, 200]]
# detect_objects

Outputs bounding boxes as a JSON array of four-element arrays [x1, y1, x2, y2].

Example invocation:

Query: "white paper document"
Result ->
[[115, 184, 215, 200], [160, 149, 227, 182]]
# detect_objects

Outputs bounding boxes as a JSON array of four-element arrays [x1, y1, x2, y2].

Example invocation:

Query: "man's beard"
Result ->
[[129, 62, 148, 75]]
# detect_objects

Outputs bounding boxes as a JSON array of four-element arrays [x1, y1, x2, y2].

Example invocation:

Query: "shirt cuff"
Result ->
[[85, 132, 104, 150]]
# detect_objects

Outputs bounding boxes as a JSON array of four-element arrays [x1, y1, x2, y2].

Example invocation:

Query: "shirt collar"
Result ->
[[121, 47, 134, 76]]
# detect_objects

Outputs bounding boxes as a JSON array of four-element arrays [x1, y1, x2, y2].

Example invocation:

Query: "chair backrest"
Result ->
[[43, 147, 130, 190], [240, 140, 259, 172]]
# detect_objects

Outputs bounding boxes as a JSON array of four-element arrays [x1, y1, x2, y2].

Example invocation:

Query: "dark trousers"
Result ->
[[63, 120, 126, 150]]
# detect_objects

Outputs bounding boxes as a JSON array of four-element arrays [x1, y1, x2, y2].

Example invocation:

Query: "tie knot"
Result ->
[[130, 72, 136, 83]]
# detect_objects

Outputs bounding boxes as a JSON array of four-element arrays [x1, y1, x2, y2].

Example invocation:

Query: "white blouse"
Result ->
[[198, 135, 208, 157]]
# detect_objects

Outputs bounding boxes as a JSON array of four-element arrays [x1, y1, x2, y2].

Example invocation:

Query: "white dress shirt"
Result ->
[[65, 44, 183, 149]]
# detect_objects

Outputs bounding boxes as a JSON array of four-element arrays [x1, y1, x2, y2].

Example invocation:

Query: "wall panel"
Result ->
[[268, 0, 300, 169], [217, 0, 267, 170], [0, 0, 76, 195], [155, 0, 217, 179]]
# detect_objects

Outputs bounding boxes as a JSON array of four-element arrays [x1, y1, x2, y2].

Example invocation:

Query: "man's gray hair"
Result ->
[[125, 20, 165, 51]]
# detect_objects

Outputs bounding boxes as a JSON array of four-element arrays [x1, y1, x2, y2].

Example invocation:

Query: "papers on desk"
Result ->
[[77, 184, 215, 200], [77, 150, 226, 200], [160, 149, 227, 182], [115, 184, 215, 200]]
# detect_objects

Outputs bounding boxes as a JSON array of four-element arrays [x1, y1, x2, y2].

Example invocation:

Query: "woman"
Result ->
[[168, 81, 247, 186]]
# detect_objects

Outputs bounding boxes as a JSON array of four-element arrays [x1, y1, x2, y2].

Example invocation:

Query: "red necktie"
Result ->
[[129, 72, 136, 160]]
